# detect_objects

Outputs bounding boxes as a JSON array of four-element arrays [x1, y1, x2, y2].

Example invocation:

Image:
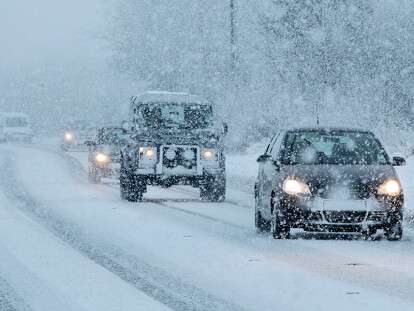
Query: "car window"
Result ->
[[270, 132, 284, 159], [281, 130, 390, 165], [265, 133, 279, 154]]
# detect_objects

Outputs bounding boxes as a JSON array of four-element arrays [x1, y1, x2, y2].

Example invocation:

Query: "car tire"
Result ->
[[120, 163, 144, 202], [255, 187, 271, 232], [88, 166, 101, 184], [255, 210, 271, 233], [385, 220, 403, 241], [271, 194, 290, 239], [200, 174, 226, 202]]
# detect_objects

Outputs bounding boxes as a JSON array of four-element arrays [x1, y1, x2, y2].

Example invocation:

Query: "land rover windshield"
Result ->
[[137, 102, 213, 129]]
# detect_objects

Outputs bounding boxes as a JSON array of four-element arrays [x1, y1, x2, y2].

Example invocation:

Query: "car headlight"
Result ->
[[201, 148, 217, 161], [139, 147, 156, 160], [378, 179, 402, 196], [95, 153, 109, 163], [283, 178, 310, 196], [64, 132, 74, 141]]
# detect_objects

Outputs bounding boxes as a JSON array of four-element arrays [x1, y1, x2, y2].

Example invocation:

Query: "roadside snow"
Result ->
[[0, 185, 171, 311]]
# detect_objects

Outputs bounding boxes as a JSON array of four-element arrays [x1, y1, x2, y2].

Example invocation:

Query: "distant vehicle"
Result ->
[[61, 120, 96, 151], [120, 91, 228, 202], [85, 126, 128, 183], [0, 113, 33, 143], [255, 127, 405, 240]]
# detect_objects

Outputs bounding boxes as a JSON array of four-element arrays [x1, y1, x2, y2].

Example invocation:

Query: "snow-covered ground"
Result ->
[[1, 142, 414, 310]]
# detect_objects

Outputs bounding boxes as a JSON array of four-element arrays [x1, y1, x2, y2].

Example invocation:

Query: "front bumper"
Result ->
[[95, 162, 121, 177], [280, 195, 403, 231], [134, 144, 223, 177]]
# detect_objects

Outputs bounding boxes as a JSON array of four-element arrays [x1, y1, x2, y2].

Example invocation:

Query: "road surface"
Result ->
[[0, 144, 413, 311]]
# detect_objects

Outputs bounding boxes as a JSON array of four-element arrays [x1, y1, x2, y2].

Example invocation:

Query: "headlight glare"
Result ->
[[201, 148, 216, 161], [64, 132, 74, 141], [283, 178, 310, 196], [378, 179, 401, 196], [95, 153, 109, 163], [139, 147, 156, 160]]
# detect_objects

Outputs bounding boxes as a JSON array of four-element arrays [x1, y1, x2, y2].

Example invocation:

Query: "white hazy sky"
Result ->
[[0, 0, 108, 69]]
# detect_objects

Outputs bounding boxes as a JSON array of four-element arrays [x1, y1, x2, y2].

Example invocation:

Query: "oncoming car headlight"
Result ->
[[378, 179, 402, 196], [139, 147, 156, 160], [201, 148, 217, 161], [64, 132, 74, 142], [95, 153, 109, 163], [283, 178, 310, 196]]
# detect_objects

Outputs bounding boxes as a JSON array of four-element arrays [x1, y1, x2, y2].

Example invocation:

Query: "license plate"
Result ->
[[322, 199, 366, 212]]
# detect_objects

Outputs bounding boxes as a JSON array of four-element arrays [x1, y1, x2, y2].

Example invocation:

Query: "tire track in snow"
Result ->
[[0, 152, 245, 311], [0, 277, 32, 311]]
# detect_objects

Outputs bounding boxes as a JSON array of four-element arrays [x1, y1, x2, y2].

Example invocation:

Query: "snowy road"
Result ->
[[1, 144, 414, 311]]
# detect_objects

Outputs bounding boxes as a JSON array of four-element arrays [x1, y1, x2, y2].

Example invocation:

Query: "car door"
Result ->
[[257, 132, 283, 218]]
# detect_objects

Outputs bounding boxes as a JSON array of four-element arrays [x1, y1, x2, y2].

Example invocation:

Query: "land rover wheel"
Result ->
[[120, 166, 144, 202]]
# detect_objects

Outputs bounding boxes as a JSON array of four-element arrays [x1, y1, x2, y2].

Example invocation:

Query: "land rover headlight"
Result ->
[[139, 147, 156, 160], [378, 179, 401, 196], [64, 132, 74, 142], [283, 178, 310, 196], [201, 148, 217, 161], [95, 152, 109, 163]]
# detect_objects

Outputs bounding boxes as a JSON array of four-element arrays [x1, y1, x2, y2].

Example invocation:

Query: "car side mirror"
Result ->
[[392, 156, 406, 166], [257, 154, 271, 163], [222, 122, 228, 135]]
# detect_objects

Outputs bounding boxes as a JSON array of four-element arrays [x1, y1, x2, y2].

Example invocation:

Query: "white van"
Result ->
[[1, 113, 33, 143]]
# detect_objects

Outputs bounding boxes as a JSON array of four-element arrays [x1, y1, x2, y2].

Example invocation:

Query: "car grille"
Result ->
[[323, 211, 367, 223], [162, 146, 197, 169], [367, 211, 387, 222]]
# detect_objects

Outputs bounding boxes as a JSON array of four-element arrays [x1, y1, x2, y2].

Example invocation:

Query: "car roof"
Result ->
[[132, 91, 209, 105], [283, 126, 374, 134]]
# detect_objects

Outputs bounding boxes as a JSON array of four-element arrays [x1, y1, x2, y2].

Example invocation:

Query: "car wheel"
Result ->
[[88, 166, 101, 184], [255, 189, 271, 232], [271, 194, 290, 239], [255, 210, 271, 233], [120, 163, 144, 202], [385, 221, 403, 241]]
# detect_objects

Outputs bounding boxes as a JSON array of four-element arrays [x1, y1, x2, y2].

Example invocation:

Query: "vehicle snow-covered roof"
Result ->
[[284, 126, 372, 134], [132, 91, 209, 105]]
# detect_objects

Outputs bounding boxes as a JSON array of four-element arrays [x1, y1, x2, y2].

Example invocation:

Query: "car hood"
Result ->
[[280, 164, 398, 199]]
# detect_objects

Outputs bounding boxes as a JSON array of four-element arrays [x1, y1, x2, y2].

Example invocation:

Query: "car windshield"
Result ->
[[138, 102, 213, 129], [281, 130, 390, 165], [5, 117, 28, 127], [96, 128, 125, 144]]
